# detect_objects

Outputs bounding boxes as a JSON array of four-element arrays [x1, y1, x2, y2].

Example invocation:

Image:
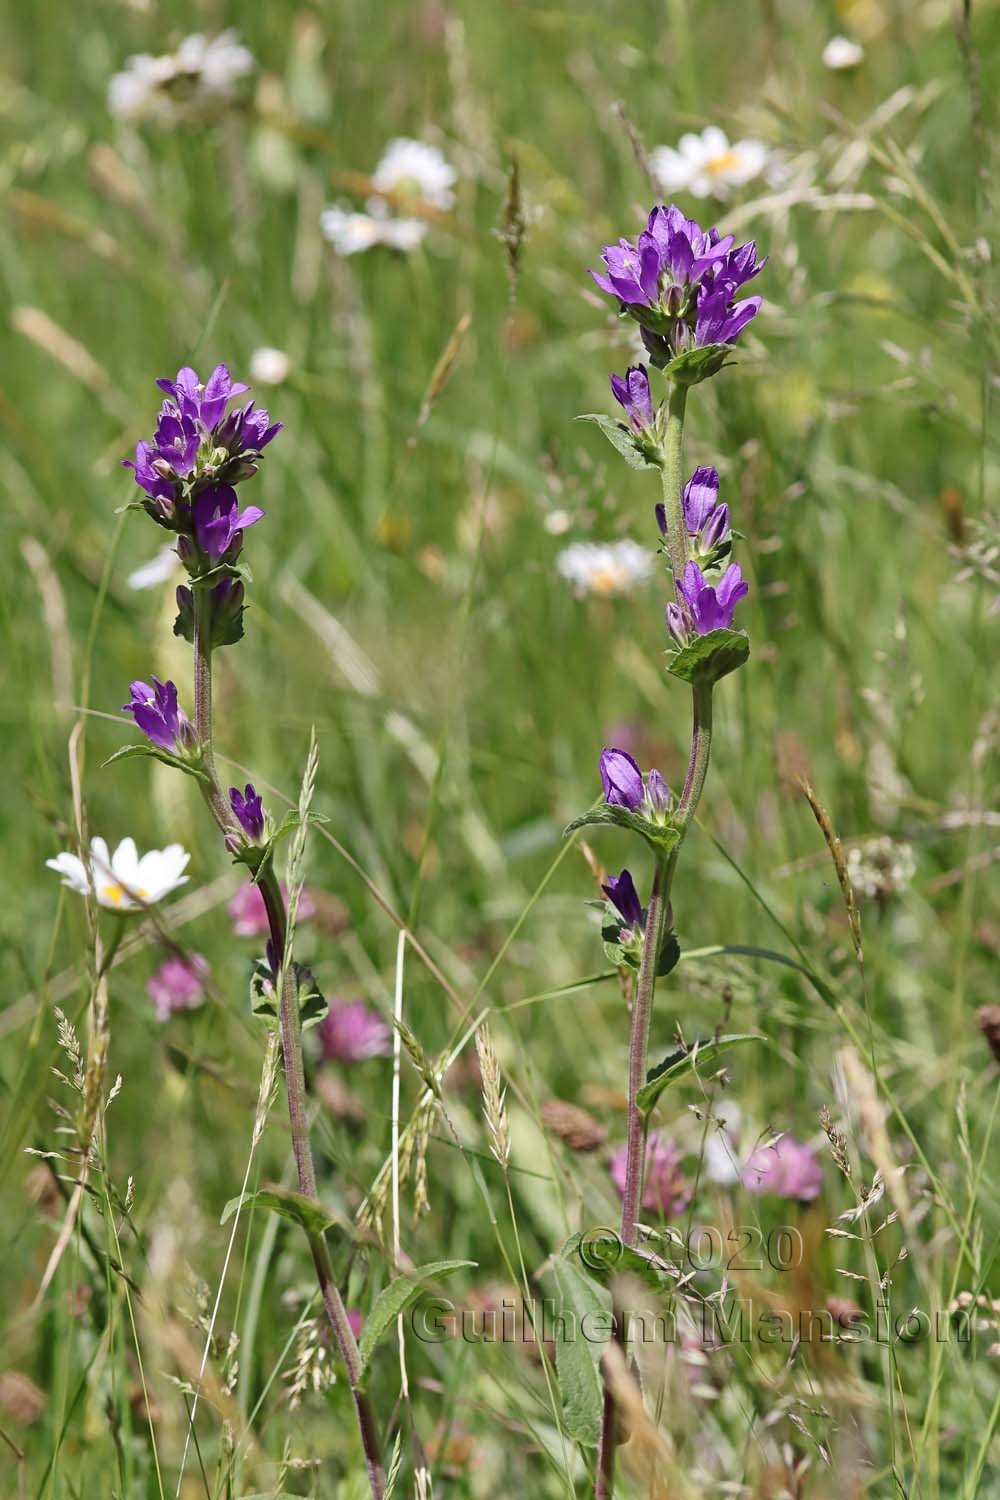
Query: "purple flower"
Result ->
[[228, 880, 316, 937], [610, 1131, 691, 1216], [589, 204, 765, 356], [123, 441, 176, 510], [742, 1135, 823, 1202], [192, 485, 265, 560], [318, 998, 392, 1062], [123, 365, 281, 548], [600, 748, 645, 810], [123, 677, 193, 752], [214, 400, 283, 460], [670, 561, 749, 641], [646, 769, 672, 814], [156, 364, 250, 429], [658, 467, 732, 558], [602, 869, 644, 930], [599, 749, 673, 817], [695, 285, 763, 348], [229, 783, 265, 842], [610, 366, 654, 433], [148, 952, 209, 1022]]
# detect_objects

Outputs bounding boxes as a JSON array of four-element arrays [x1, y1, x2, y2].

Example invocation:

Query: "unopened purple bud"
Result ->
[[646, 769, 672, 814], [609, 366, 653, 433], [682, 467, 720, 533], [698, 502, 730, 553], [654, 502, 668, 538], [602, 869, 644, 931], [151, 457, 174, 478], [176, 535, 195, 566], [600, 747, 645, 810], [666, 602, 689, 647], [229, 783, 266, 842]]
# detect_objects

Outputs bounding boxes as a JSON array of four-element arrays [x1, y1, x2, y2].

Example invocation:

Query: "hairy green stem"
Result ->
[[595, 676, 715, 1497], [192, 620, 384, 1498], [659, 382, 689, 586], [192, 584, 236, 835]]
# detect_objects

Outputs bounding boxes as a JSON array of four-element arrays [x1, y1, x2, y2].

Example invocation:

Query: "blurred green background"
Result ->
[[2, 0, 1000, 1494]]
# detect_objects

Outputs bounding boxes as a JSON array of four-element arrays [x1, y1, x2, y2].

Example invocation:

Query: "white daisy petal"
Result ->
[[822, 35, 864, 70], [127, 545, 178, 591], [45, 853, 89, 894], [111, 838, 140, 886]]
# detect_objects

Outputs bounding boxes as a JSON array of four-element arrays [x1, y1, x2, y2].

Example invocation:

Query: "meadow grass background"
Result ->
[[2, 0, 1000, 1494]]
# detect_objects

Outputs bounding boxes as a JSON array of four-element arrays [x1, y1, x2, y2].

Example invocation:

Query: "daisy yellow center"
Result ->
[[589, 566, 626, 596], [103, 882, 148, 905], [706, 149, 741, 175]]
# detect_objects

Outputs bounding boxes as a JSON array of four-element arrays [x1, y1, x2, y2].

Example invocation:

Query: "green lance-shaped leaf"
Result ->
[[637, 1033, 765, 1117], [575, 413, 663, 470], [102, 741, 211, 786], [357, 1260, 475, 1374], [667, 627, 749, 686], [550, 1252, 610, 1447], [660, 342, 734, 387], [564, 802, 681, 858], [220, 1185, 339, 1238]]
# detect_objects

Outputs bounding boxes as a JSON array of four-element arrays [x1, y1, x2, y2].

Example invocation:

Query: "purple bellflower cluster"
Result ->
[[115, 361, 385, 1493], [591, 204, 764, 370], [576, 203, 766, 1492], [124, 362, 280, 646]]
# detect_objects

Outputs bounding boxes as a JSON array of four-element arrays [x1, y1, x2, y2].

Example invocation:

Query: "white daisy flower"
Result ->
[[651, 127, 770, 200], [371, 138, 457, 211], [846, 837, 916, 902], [173, 30, 254, 96], [555, 539, 655, 598], [320, 203, 427, 257], [249, 346, 291, 386], [47, 837, 190, 911], [822, 36, 865, 70], [107, 30, 254, 122], [127, 544, 178, 591]]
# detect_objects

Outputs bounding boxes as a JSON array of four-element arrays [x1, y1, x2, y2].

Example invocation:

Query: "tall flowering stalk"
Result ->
[[118, 365, 384, 1496], [572, 204, 764, 1496]]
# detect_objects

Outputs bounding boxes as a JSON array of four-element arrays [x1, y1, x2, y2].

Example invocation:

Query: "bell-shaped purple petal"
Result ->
[[696, 285, 762, 347], [610, 366, 653, 432], [123, 676, 191, 751], [716, 561, 749, 614], [646, 769, 672, 815], [602, 869, 644, 930], [229, 783, 266, 842], [682, 467, 720, 532], [123, 442, 176, 505], [676, 560, 748, 635], [600, 747, 645, 810], [698, 502, 731, 553], [666, 601, 689, 647], [193, 486, 265, 560]]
